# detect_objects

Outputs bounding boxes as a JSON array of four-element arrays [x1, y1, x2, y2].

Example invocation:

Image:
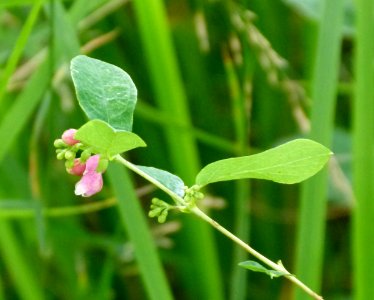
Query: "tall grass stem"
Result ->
[[352, 0, 374, 298]]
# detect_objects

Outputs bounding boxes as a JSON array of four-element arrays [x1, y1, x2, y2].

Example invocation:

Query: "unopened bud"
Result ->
[[57, 151, 66, 160], [54, 139, 67, 148], [67, 159, 86, 176], [148, 210, 159, 218], [61, 129, 79, 145], [64, 150, 75, 160], [158, 210, 168, 223]]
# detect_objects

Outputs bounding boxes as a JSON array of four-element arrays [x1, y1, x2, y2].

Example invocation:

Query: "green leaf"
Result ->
[[196, 139, 332, 187], [238, 261, 288, 279], [75, 119, 146, 158], [71, 55, 137, 131], [136, 166, 185, 197]]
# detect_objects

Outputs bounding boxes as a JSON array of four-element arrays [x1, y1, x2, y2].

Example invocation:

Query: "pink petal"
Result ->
[[74, 171, 103, 197], [62, 129, 79, 145], [84, 155, 100, 173]]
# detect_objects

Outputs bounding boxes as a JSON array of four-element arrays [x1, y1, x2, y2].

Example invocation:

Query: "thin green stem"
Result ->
[[114, 154, 323, 300], [191, 207, 323, 300]]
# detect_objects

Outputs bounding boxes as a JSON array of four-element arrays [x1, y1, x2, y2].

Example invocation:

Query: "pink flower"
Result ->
[[74, 155, 103, 197], [62, 129, 79, 145], [67, 159, 86, 176]]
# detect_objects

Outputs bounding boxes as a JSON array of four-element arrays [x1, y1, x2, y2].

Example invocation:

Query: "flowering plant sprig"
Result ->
[[55, 55, 331, 299], [54, 128, 109, 197]]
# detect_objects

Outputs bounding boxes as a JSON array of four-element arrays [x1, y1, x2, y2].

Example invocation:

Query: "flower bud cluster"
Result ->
[[54, 129, 108, 197], [149, 198, 171, 223], [183, 185, 204, 208]]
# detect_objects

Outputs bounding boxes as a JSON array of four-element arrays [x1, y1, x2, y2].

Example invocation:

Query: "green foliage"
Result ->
[[71, 55, 137, 131], [75, 119, 146, 158], [0, 0, 36, 7], [238, 261, 289, 279], [196, 139, 332, 187], [0, 1, 357, 299], [136, 165, 185, 197]]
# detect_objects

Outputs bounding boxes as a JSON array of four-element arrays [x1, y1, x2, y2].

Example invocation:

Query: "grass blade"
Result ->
[[107, 163, 173, 300], [0, 222, 45, 300], [224, 51, 251, 300], [352, 0, 374, 299], [0, 0, 44, 103], [0, 56, 50, 164], [132, 0, 224, 298], [294, 0, 344, 297]]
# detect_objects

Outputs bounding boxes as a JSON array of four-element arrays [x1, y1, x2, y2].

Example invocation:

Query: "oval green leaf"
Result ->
[[196, 139, 332, 187], [136, 165, 185, 197], [71, 55, 137, 131], [75, 119, 146, 158]]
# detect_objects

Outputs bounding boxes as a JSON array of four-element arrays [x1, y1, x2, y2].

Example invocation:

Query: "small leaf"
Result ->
[[136, 166, 185, 197], [71, 55, 137, 131], [196, 139, 332, 187], [75, 120, 146, 158], [238, 261, 289, 279]]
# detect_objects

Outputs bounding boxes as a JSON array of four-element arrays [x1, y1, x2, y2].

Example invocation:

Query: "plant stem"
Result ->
[[115, 155, 323, 300], [191, 206, 323, 300]]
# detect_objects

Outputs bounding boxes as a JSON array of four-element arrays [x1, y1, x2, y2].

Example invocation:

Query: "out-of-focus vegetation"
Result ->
[[0, 0, 372, 299]]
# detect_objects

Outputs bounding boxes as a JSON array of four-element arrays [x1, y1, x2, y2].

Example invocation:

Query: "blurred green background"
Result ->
[[0, 0, 372, 299]]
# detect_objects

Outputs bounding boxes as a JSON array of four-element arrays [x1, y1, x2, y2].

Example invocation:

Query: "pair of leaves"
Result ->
[[71, 55, 332, 198], [70, 56, 185, 197], [71, 55, 145, 158]]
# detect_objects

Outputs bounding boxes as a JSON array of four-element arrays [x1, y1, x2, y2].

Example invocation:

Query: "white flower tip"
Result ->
[[74, 182, 86, 197]]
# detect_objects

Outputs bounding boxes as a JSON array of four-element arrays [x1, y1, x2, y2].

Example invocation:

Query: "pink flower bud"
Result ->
[[67, 159, 86, 176], [61, 129, 79, 145], [74, 155, 103, 197]]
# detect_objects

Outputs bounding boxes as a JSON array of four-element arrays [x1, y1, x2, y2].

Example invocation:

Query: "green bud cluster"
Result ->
[[183, 185, 204, 209], [54, 138, 84, 167], [149, 198, 171, 223]]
